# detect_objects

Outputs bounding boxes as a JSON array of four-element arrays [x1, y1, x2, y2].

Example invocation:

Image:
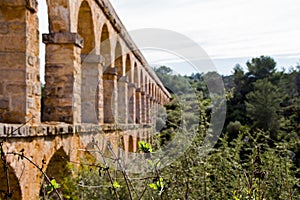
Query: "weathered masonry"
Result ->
[[0, 0, 171, 199]]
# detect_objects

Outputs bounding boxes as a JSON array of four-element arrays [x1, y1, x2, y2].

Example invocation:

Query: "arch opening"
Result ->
[[134, 64, 141, 124], [0, 164, 22, 200], [128, 135, 134, 152], [126, 55, 134, 123], [40, 147, 70, 198], [115, 42, 123, 77], [115, 42, 126, 123], [100, 24, 111, 69], [101, 24, 115, 123], [78, 1, 98, 123]]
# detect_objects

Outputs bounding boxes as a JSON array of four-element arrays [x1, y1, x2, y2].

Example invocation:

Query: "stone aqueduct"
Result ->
[[0, 0, 171, 199]]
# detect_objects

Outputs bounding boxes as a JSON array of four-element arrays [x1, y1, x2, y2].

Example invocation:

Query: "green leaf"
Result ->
[[113, 181, 120, 189], [138, 141, 153, 153], [50, 179, 61, 189], [45, 179, 60, 194], [148, 183, 158, 190]]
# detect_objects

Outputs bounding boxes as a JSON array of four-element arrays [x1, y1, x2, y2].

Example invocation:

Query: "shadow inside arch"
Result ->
[[40, 147, 70, 199], [0, 163, 22, 200]]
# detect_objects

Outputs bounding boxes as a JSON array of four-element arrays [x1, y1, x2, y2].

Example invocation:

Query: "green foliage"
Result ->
[[138, 141, 152, 153], [45, 179, 60, 195], [59, 62, 299, 199], [113, 181, 121, 189], [246, 78, 282, 133], [148, 177, 165, 195], [246, 55, 276, 79]]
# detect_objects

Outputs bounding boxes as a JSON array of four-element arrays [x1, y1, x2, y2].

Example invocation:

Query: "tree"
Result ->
[[245, 78, 282, 134], [246, 56, 276, 79]]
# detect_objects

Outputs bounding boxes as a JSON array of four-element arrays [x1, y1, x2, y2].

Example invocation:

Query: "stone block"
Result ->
[[0, 69, 25, 80], [0, 82, 3, 94], [0, 97, 9, 109], [43, 32, 83, 48], [0, 35, 26, 51], [0, 22, 9, 34], [7, 83, 26, 94], [0, 0, 26, 6], [0, 52, 25, 67], [8, 22, 26, 34]]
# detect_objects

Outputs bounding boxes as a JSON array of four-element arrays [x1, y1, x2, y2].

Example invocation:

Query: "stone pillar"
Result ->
[[149, 97, 155, 124], [103, 67, 117, 123], [141, 91, 146, 124], [117, 76, 128, 124], [42, 32, 83, 124], [128, 83, 136, 124], [146, 95, 151, 124], [135, 88, 142, 124], [81, 54, 103, 124], [0, 2, 41, 125]]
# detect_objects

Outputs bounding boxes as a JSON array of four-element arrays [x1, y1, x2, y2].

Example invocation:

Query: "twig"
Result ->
[[92, 138, 119, 200], [107, 142, 134, 200]]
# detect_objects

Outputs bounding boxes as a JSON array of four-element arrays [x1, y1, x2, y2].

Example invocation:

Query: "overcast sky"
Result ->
[[38, 0, 300, 78], [108, 0, 300, 75]]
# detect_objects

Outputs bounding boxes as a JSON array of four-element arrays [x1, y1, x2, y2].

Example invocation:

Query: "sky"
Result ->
[[108, 0, 300, 75], [38, 0, 300, 79]]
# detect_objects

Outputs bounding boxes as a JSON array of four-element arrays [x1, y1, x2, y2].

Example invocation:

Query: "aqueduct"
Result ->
[[0, 0, 171, 199]]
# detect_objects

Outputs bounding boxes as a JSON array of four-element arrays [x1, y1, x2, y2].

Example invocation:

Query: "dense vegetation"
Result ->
[[44, 56, 299, 199]]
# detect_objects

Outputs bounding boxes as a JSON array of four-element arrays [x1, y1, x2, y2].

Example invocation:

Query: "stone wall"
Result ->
[[0, 0, 171, 199]]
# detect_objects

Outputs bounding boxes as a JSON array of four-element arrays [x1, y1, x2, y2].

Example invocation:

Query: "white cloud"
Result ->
[[110, 0, 300, 61], [37, 0, 300, 77]]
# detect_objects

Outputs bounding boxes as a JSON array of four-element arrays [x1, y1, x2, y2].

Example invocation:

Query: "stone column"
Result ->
[[0, 2, 41, 125], [128, 83, 136, 124], [103, 67, 117, 124], [146, 95, 151, 124], [141, 91, 147, 124], [135, 88, 142, 124], [42, 32, 83, 124], [117, 76, 128, 124], [81, 54, 103, 124], [150, 97, 155, 124]]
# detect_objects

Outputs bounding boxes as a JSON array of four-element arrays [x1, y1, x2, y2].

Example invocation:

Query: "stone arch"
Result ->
[[140, 70, 146, 123], [100, 24, 112, 68], [78, 0, 95, 56], [140, 70, 145, 92], [134, 63, 141, 124], [126, 55, 134, 123], [125, 55, 132, 82], [115, 41, 126, 123], [114, 41, 123, 77], [134, 63, 139, 87], [40, 147, 70, 197], [0, 164, 22, 200], [148, 79, 151, 96], [78, 0, 98, 123], [46, 0, 70, 33], [100, 24, 115, 123]]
